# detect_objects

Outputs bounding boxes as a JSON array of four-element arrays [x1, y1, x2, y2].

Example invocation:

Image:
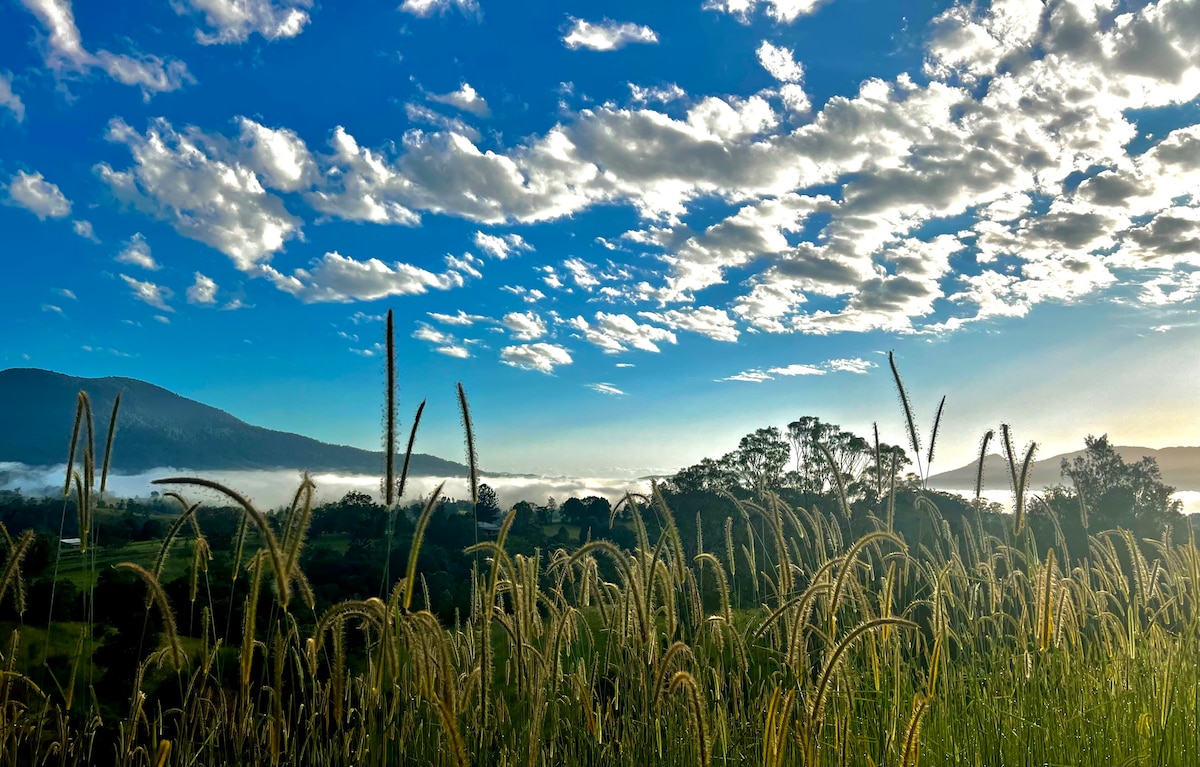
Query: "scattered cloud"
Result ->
[[115, 233, 159, 270], [562, 17, 659, 51], [41, 303, 64, 315], [587, 382, 625, 395], [5, 171, 71, 219], [15, 0, 192, 96], [501, 342, 573, 373], [0, 72, 24, 122], [55, 288, 76, 300], [474, 231, 532, 259], [72, 219, 99, 241], [263, 251, 466, 303], [637, 306, 740, 342], [120, 274, 174, 312], [399, 0, 477, 18], [98, 118, 302, 272], [429, 83, 490, 117], [174, 0, 313, 44], [629, 82, 686, 104], [412, 321, 471, 358], [501, 311, 547, 340], [756, 41, 810, 113], [187, 272, 219, 305], [720, 356, 877, 382], [428, 309, 488, 325], [704, 0, 827, 24], [569, 312, 677, 354]]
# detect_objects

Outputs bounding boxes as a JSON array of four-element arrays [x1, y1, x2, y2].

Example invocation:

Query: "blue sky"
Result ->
[[3, 0, 1200, 479]]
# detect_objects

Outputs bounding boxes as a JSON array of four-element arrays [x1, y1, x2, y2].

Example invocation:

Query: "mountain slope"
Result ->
[[928, 446, 1200, 493], [0, 368, 467, 476]]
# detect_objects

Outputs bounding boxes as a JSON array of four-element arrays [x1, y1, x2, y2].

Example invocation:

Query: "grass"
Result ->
[[1, 318, 1198, 766]]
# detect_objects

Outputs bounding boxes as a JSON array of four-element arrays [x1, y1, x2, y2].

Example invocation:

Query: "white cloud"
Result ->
[[756, 41, 804, 83], [474, 231, 532, 259], [405, 104, 482, 142], [55, 288, 76, 300], [399, 0, 477, 17], [428, 309, 488, 325], [562, 17, 659, 51], [569, 312, 677, 354], [175, 0, 312, 44], [115, 233, 159, 270], [97, 118, 302, 271], [412, 322, 471, 358], [587, 383, 625, 395], [72, 219, 99, 241], [120, 274, 173, 312], [187, 272, 219, 305], [756, 42, 810, 113], [629, 82, 687, 104], [4, 171, 70, 219], [705, 0, 827, 24], [501, 311, 547, 340], [429, 83, 490, 117], [16, 0, 192, 96], [264, 251, 465, 303], [42, 304, 64, 315], [308, 127, 421, 225], [562, 258, 600, 289], [501, 284, 547, 303], [501, 342, 573, 374], [237, 118, 317, 192], [720, 356, 875, 382], [0, 73, 24, 122], [637, 306, 740, 342]]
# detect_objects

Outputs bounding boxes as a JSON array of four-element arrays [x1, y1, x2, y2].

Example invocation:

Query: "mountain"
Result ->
[[0, 368, 468, 477], [928, 446, 1200, 493]]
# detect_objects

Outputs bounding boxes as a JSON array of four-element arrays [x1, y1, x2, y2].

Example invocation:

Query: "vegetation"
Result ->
[[1, 317, 1198, 766]]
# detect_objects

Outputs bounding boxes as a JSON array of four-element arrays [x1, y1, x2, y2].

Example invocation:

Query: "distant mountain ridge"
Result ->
[[928, 446, 1200, 493], [0, 368, 468, 477]]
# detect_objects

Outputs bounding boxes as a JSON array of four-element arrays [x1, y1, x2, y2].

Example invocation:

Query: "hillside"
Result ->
[[0, 368, 467, 476], [928, 445, 1200, 493]]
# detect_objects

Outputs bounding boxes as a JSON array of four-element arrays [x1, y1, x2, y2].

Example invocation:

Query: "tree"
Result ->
[[669, 457, 739, 495], [786, 417, 871, 498], [476, 483, 501, 522], [729, 427, 790, 492], [1060, 435, 1182, 531]]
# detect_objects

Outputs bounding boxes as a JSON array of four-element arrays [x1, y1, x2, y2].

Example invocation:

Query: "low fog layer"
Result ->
[[0, 462, 650, 510]]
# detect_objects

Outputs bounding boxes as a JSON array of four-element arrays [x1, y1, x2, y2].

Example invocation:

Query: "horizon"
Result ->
[[4, 0, 1200, 479]]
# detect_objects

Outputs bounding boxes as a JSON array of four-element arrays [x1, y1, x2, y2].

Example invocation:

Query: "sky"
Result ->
[[2, 0, 1200, 483]]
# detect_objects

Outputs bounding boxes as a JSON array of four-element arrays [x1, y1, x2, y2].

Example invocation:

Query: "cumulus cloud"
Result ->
[[0, 73, 24, 122], [115, 233, 159, 270], [120, 274, 173, 312], [72, 219, 98, 241], [429, 83, 490, 116], [97, 118, 302, 271], [412, 322, 471, 358], [175, 0, 312, 44], [474, 231, 532, 259], [637, 306, 740, 342], [428, 309, 488, 325], [569, 312, 677, 354], [704, 0, 827, 24], [629, 82, 687, 104], [562, 18, 659, 51], [720, 356, 875, 382], [587, 383, 625, 395], [501, 343, 573, 373], [399, 0, 477, 17], [263, 251, 465, 303], [756, 41, 810, 113], [187, 272, 219, 305], [501, 311, 547, 340], [16, 0, 192, 96], [4, 171, 71, 219]]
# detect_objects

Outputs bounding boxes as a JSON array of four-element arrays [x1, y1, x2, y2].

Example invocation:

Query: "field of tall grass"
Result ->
[[1, 312, 1198, 766]]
